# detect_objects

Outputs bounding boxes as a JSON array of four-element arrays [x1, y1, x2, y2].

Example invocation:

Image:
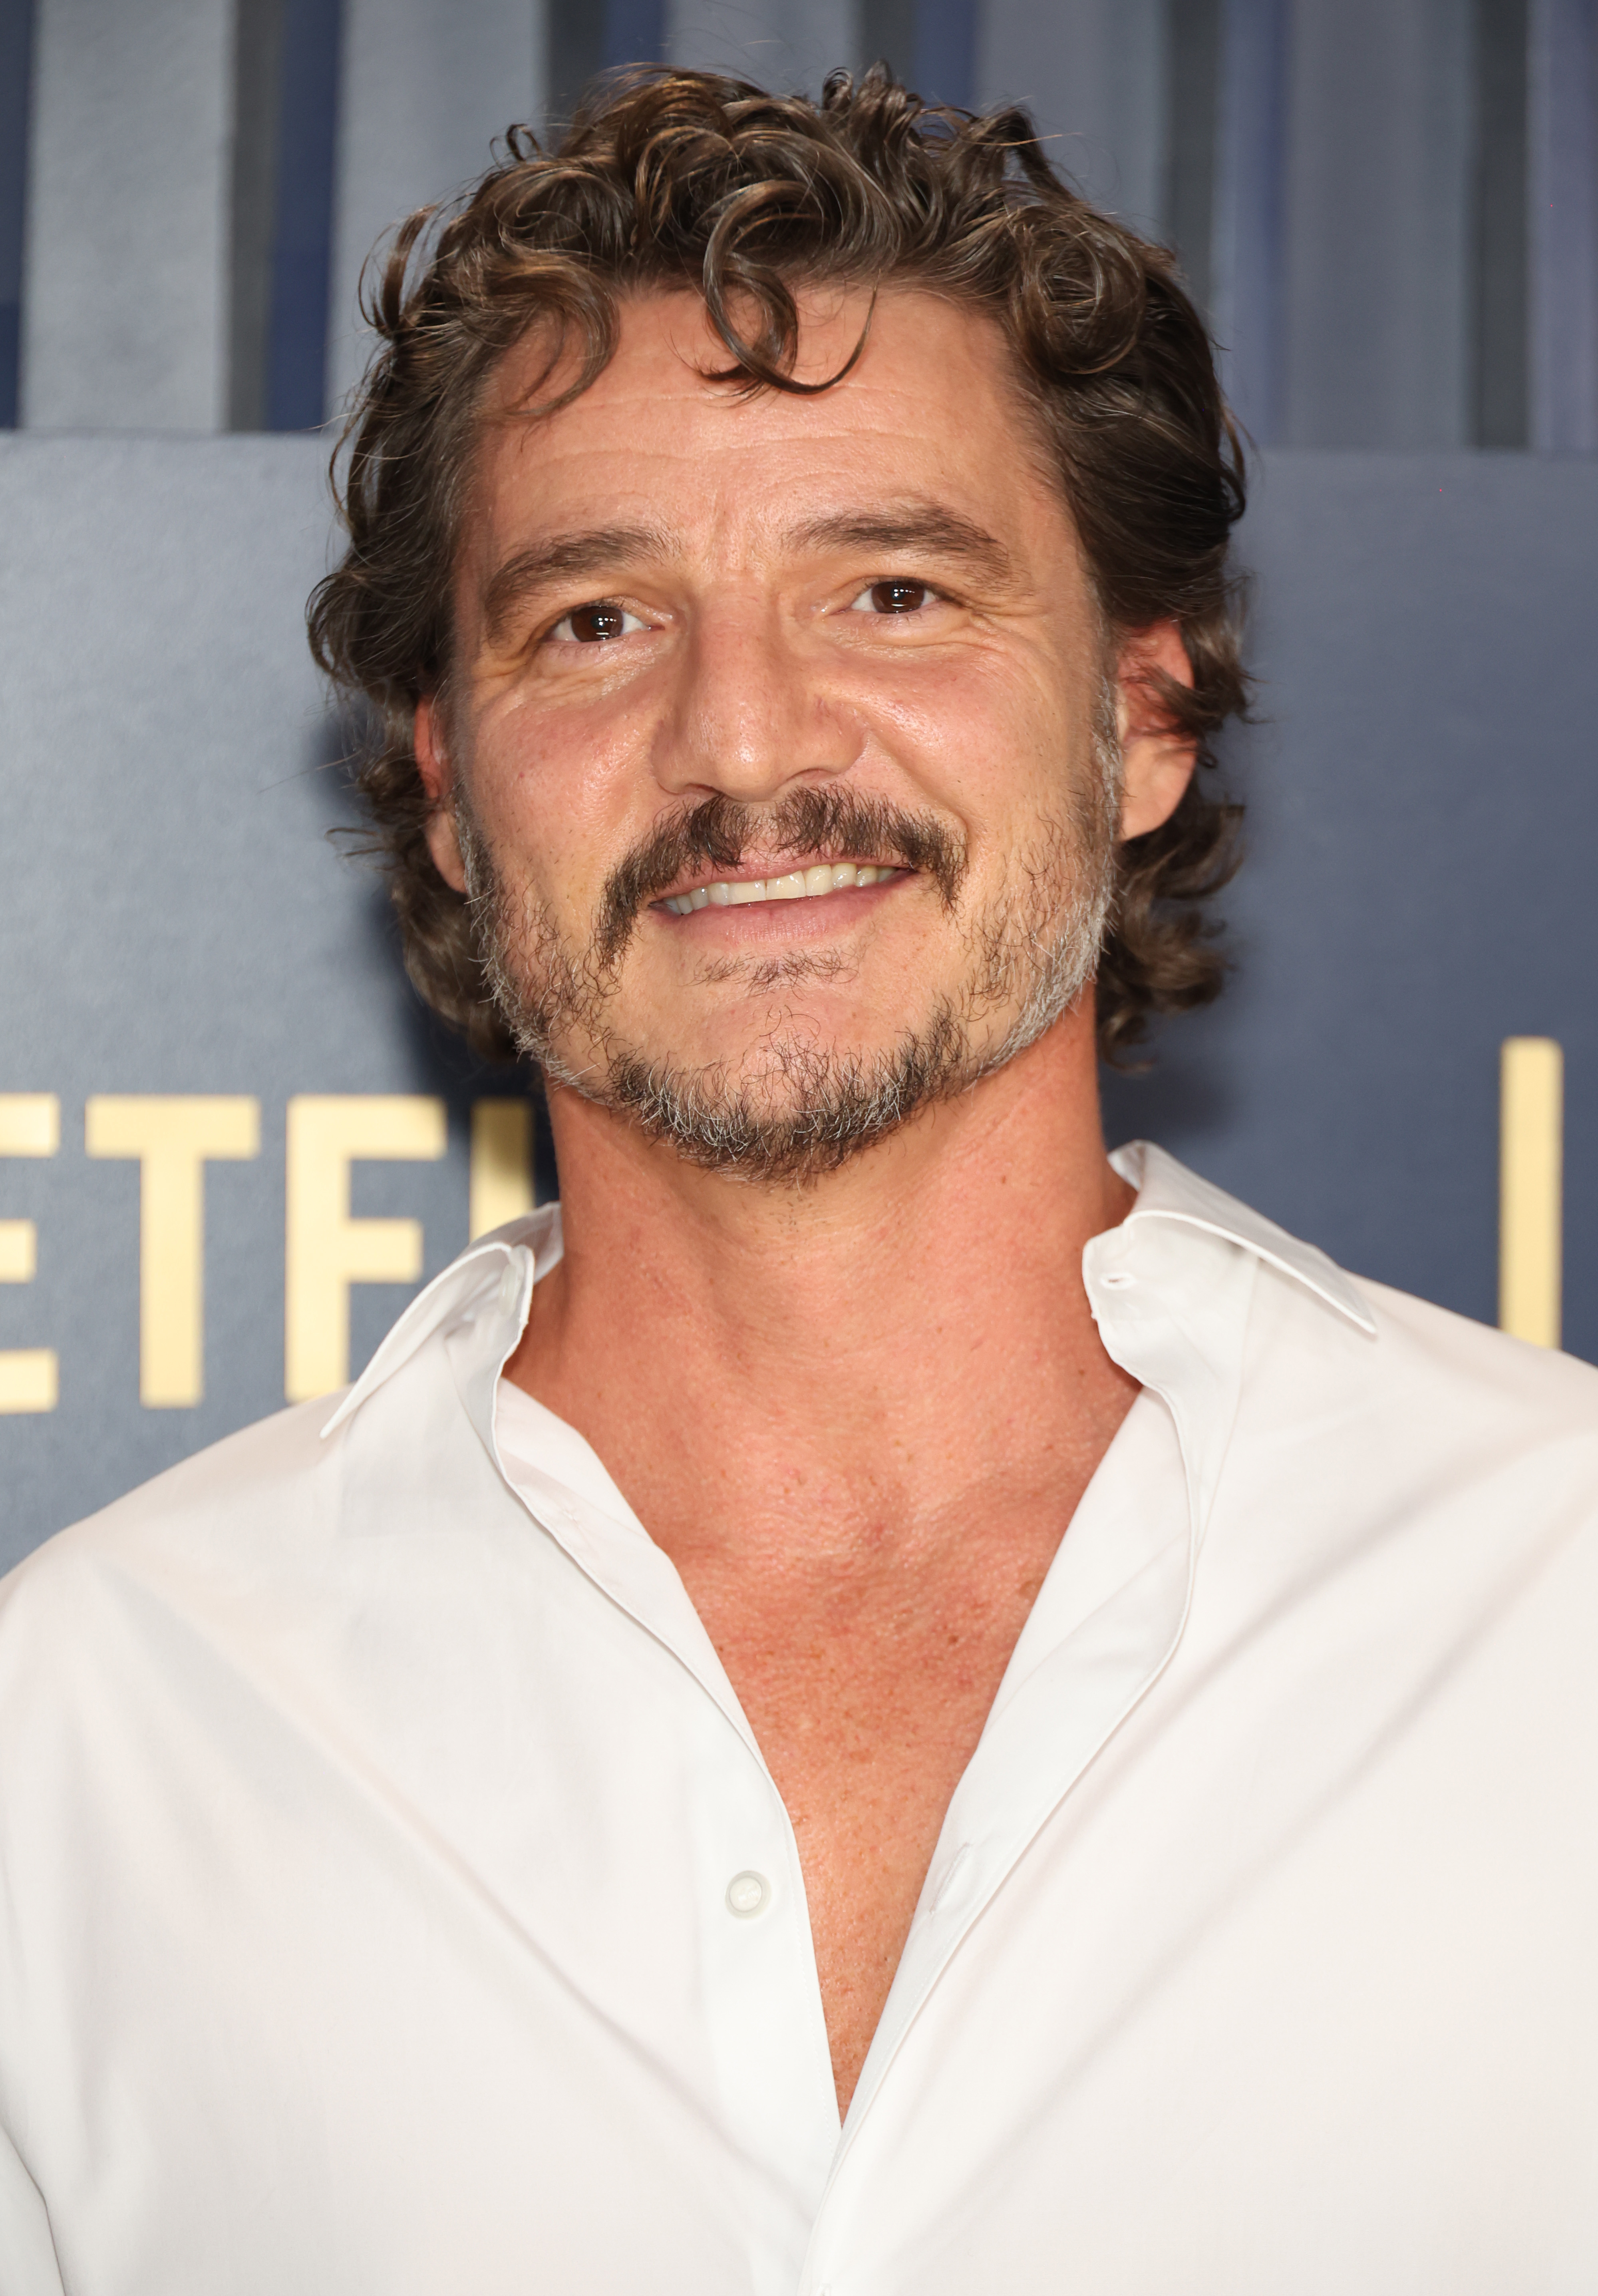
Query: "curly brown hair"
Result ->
[[309, 64, 1247, 1065]]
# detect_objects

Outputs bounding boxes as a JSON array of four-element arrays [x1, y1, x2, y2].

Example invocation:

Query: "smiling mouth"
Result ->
[[660, 862, 900, 915]]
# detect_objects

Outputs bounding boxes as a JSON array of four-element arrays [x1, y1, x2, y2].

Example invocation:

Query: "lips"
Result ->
[[660, 862, 898, 914]]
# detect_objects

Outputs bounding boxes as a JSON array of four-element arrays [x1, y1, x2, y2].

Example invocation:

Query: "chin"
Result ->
[[547, 999, 987, 1184]]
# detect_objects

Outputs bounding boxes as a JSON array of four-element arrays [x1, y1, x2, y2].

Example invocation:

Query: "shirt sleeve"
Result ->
[[0, 2122, 66, 2296]]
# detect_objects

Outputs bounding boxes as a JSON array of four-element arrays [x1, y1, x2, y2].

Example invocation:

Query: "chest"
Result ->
[[673, 1527, 1070, 2108]]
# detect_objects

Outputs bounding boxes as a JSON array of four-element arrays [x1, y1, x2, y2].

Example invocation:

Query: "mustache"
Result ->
[[594, 787, 966, 965]]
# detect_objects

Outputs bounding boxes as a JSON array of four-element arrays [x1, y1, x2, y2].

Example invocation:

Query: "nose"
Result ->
[[654, 603, 859, 805]]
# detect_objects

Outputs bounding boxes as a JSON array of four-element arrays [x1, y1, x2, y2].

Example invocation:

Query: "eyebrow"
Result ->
[[476, 500, 1016, 647], [479, 524, 674, 647], [788, 504, 1016, 585]]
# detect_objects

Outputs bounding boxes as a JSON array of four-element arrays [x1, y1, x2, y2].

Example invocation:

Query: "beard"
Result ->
[[456, 704, 1121, 1184]]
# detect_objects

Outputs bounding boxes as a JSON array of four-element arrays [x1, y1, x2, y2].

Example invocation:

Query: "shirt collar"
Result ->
[[321, 1141, 1375, 1450], [1080, 1142, 1375, 1554], [320, 1206, 561, 1443], [1107, 1140, 1376, 1336]]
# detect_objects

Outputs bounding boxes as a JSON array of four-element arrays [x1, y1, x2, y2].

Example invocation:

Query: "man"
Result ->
[[2, 66, 1596, 2296]]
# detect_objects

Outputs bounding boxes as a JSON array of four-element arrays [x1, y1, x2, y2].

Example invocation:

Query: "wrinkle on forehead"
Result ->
[[458, 285, 1083, 646], [478, 283, 1024, 456]]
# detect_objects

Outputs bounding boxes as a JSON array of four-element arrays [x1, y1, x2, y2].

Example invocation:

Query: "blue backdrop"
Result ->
[[1, 0, 1594, 1563]]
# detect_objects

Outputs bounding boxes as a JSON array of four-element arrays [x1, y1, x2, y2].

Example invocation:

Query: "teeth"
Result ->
[[663, 864, 892, 916]]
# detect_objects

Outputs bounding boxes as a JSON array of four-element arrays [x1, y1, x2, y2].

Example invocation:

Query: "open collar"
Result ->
[[322, 1142, 1376, 1458], [1106, 1140, 1376, 1335], [320, 1204, 561, 1446]]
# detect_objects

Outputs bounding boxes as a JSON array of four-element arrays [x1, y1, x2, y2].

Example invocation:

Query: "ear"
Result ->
[[1115, 620, 1199, 842], [415, 695, 469, 894]]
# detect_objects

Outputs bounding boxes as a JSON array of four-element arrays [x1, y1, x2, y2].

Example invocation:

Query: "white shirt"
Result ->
[[2, 1142, 1597, 2296]]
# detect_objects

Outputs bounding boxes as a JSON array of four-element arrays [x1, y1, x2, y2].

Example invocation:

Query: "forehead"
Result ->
[[463, 285, 1073, 570]]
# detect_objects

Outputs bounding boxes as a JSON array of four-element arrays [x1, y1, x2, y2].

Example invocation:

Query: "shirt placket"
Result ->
[[468, 1317, 842, 2293], [795, 1224, 1259, 2293]]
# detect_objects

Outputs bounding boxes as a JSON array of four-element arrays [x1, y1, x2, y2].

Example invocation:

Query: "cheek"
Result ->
[[857, 653, 1083, 837], [470, 692, 654, 910]]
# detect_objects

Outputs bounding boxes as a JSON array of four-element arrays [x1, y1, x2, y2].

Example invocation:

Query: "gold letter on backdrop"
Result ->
[[1499, 1037, 1564, 1349], [0, 1094, 60, 1413], [85, 1096, 261, 1407], [469, 1100, 535, 1241], [85, 1088, 260, 1396], [284, 1095, 447, 1403]]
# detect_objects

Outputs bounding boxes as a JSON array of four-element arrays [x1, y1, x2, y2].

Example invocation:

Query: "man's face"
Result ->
[[423, 288, 1152, 1178]]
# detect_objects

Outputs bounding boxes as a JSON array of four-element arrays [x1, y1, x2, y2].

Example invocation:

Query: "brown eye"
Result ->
[[870, 580, 929, 614], [566, 602, 629, 643], [552, 600, 648, 645]]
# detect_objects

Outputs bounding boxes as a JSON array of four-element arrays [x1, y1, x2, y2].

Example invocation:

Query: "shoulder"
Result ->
[[1116, 1144, 1598, 1475], [0, 1229, 540, 1715], [0, 1394, 344, 1653], [1240, 1256, 1598, 1538], [1349, 1274, 1598, 1446], [0, 1401, 357, 1852]]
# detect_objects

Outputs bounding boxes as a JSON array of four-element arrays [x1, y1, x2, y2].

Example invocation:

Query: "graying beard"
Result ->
[[454, 689, 1121, 1184], [459, 806, 611, 1095], [603, 1005, 970, 1179]]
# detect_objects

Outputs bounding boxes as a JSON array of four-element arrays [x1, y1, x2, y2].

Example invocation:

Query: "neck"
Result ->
[[507, 997, 1136, 1545]]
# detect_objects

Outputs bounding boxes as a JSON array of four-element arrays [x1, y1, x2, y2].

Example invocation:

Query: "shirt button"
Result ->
[[725, 1870, 770, 1918], [1099, 1271, 1136, 1289]]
